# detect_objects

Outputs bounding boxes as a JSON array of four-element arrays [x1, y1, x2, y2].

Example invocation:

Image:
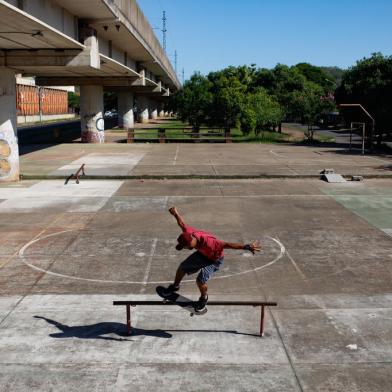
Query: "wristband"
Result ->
[[244, 244, 252, 251]]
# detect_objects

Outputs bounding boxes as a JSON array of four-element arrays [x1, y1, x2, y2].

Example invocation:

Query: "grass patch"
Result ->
[[232, 130, 288, 143]]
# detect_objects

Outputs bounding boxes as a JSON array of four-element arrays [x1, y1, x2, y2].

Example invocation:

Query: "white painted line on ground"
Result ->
[[140, 238, 158, 293], [280, 244, 307, 279], [270, 149, 285, 158], [363, 155, 392, 164], [18, 232, 286, 285], [173, 144, 179, 165]]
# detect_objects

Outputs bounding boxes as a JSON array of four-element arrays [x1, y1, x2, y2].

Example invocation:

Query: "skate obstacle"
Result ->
[[113, 300, 278, 337]]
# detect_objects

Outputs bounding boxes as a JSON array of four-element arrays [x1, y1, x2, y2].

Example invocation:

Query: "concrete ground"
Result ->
[[19, 143, 392, 178], [1, 143, 392, 391]]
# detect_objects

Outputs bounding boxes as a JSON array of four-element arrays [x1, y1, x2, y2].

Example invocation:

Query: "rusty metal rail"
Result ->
[[64, 164, 85, 185], [113, 300, 277, 337]]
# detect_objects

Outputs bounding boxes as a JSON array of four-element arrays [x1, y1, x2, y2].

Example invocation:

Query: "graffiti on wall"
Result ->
[[0, 132, 11, 177], [81, 114, 105, 143]]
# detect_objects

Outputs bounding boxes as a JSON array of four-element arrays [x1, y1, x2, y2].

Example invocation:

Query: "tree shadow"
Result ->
[[34, 316, 172, 341]]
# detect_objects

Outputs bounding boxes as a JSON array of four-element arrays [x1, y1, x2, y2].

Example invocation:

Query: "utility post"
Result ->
[[162, 11, 167, 53], [340, 104, 376, 152]]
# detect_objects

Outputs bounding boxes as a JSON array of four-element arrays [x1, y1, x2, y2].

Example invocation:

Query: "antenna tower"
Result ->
[[162, 11, 167, 53]]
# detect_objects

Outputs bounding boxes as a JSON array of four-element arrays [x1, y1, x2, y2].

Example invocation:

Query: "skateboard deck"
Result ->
[[156, 286, 207, 316]]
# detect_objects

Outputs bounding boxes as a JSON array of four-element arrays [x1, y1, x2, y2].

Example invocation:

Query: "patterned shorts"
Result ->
[[180, 251, 224, 284]]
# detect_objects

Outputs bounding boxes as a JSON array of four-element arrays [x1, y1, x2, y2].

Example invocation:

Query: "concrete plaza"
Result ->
[[0, 143, 392, 391]]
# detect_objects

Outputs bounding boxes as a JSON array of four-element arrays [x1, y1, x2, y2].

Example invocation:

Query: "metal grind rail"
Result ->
[[64, 163, 85, 185], [113, 300, 277, 337]]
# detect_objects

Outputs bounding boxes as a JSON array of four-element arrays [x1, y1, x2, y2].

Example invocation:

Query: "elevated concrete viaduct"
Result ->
[[0, 0, 180, 181]]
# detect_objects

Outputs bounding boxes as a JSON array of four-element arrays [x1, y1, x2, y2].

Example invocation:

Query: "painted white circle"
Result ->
[[18, 230, 286, 285], [96, 118, 105, 132]]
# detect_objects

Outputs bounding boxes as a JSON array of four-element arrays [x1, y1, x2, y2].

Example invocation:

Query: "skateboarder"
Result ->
[[164, 206, 260, 313]]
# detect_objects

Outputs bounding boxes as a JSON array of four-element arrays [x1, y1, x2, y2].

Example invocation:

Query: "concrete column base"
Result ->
[[137, 96, 149, 123], [0, 68, 19, 182], [150, 108, 158, 120], [139, 108, 149, 123], [118, 91, 134, 130], [80, 85, 105, 143]]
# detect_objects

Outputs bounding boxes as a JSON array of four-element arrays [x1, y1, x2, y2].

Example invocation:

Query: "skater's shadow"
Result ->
[[34, 316, 172, 341]]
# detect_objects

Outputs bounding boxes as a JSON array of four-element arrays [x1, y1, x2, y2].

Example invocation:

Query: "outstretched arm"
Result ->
[[169, 206, 186, 230], [223, 241, 261, 254]]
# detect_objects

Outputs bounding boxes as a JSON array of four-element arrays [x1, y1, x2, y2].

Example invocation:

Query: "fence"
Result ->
[[127, 127, 232, 143], [16, 84, 69, 117]]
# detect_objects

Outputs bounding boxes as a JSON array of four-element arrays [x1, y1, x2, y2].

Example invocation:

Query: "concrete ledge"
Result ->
[[19, 174, 392, 180]]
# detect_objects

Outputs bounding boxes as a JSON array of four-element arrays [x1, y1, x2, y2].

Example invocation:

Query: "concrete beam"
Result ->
[[130, 86, 162, 94], [0, 48, 101, 69], [0, 50, 82, 67], [131, 69, 146, 86], [36, 77, 139, 86]]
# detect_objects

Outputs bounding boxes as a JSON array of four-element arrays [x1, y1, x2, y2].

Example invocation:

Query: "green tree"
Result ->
[[335, 53, 392, 144], [320, 66, 346, 86], [170, 72, 212, 131], [241, 89, 283, 135], [68, 91, 80, 113], [295, 63, 335, 92], [207, 68, 248, 132]]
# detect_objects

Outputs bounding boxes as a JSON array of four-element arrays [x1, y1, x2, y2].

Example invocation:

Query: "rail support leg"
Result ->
[[126, 304, 131, 335], [260, 305, 265, 337]]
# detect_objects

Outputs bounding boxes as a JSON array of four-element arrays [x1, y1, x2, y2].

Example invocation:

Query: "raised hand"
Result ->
[[247, 241, 261, 254], [169, 206, 178, 216]]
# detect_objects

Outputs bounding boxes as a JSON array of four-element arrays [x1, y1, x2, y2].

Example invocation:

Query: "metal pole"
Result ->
[[126, 304, 131, 335], [39, 87, 43, 123], [260, 306, 265, 337], [362, 124, 365, 155], [349, 123, 352, 151]]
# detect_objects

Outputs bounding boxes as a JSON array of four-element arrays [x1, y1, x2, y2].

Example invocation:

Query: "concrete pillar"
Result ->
[[150, 102, 158, 120], [118, 91, 134, 129], [80, 85, 105, 143], [0, 69, 19, 182], [137, 96, 149, 124]]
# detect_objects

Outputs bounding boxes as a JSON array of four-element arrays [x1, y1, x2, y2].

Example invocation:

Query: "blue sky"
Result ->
[[137, 0, 392, 81]]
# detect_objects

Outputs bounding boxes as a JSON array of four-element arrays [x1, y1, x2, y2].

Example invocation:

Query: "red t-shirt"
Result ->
[[182, 225, 224, 261]]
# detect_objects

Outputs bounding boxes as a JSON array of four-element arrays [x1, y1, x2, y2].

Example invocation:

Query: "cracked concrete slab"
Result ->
[[0, 178, 391, 391]]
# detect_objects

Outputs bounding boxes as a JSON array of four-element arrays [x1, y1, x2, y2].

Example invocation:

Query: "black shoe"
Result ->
[[195, 295, 208, 311], [166, 284, 180, 293]]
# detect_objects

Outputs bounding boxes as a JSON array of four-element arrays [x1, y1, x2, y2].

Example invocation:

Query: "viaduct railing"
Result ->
[[108, 0, 179, 88]]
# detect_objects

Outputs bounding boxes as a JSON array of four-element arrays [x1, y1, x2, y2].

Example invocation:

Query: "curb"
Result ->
[[19, 174, 392, 181]]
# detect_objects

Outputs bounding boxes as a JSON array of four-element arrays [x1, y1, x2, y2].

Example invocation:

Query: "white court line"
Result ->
[[363, 155, 392, 164], [140, 238, 158, 293], [18, 231, 286, 285], [281, 243, 307, 279], [173, 145, 179, 165], [270, 149, 285, 158]]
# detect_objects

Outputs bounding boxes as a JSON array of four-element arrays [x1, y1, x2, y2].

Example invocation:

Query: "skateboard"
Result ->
[[156, 286, 208, 316]]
